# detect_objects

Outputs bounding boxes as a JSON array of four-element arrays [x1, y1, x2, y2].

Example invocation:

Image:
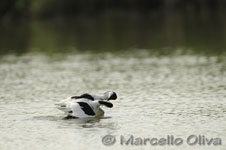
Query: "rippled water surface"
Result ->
[[0, 51, 226, 150]]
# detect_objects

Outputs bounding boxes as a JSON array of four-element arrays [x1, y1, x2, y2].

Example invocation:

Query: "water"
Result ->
[[0, 12, 226, 150], [0, 52, 226, 150], [1, 11, 226, 54]]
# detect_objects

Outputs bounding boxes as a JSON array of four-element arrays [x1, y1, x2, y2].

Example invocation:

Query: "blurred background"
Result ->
[[0, 0, 226, 55], [1, 1, 226, 150]]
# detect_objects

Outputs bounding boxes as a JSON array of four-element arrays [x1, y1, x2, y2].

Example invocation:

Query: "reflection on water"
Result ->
[[33, 115, 113, 129], [0, 11, 226, 55]]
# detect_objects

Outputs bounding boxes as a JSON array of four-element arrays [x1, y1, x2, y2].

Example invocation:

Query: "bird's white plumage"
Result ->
[[55, 91, 117, 118], [56, 97, 102, 118]]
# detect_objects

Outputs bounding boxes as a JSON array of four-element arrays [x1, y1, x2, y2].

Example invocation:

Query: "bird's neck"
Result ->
[[100, 95, 108, 100]]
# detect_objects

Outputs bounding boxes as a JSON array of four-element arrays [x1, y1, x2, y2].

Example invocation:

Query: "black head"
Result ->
[[104, 91, 117, 100]]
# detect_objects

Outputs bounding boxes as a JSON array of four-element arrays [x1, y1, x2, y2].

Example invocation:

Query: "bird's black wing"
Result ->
[[99, 101, 113, 108], [77, 102, 95, 115], [71, 93, 94, 101]]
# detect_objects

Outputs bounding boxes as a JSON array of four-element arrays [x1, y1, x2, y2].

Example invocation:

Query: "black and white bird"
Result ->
[[55, 91, 117, 118]]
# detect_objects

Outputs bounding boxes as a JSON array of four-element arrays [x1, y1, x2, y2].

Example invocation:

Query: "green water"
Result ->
[[0, 12, 226, 150], [0, 11, 226, 55]]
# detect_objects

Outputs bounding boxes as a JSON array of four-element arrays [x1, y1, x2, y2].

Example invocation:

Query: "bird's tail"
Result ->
[[55, 100, 72, 113]]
